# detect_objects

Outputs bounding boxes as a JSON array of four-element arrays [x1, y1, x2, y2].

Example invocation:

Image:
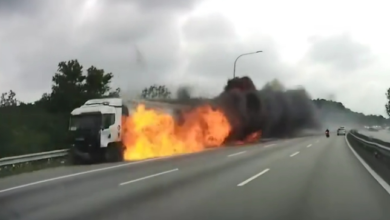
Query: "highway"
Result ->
[[1, 134, 390, 220]]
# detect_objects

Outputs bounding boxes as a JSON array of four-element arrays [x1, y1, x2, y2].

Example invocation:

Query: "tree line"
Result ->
[[0, 59, 388, 157], [313, 99, 388, 126]]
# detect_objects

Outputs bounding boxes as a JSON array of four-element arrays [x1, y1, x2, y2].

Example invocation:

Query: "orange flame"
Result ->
[[235, 131, 262, 145], [122, 104, 232, 160], [244, 131, 262, 142]]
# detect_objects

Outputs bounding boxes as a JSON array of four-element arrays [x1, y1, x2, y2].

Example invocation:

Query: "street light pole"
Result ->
[[233, 51, 262, 78]]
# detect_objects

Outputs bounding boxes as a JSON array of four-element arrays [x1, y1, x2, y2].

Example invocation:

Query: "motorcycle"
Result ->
[[326, 131, 329, 138]]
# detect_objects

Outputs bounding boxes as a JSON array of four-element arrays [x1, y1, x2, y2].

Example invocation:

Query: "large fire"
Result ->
[[122, 104, 232, 160]]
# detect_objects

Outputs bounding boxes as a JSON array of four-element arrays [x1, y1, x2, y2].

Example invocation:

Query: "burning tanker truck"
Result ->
[[68, 76, 320, 163]]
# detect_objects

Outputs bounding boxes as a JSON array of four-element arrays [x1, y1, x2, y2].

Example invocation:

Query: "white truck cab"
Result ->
[[69, 98, 129, 163]]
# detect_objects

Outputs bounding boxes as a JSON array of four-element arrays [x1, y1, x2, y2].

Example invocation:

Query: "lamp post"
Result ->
[[233, 51, 262, 78]]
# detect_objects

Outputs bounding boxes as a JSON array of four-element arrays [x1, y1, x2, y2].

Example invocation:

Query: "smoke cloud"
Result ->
[[213, 76, 320, 140], [174, 76, 321, 140]]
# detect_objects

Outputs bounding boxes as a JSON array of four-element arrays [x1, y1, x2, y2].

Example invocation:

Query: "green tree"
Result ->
[[46, 60, 116, 114], [385, 88, 390, 117], [107, 88, 121, 97], [34, 93, 51, 109], [84, 66, 114, 99], [0, 90, 18, 107], [141, 84, 171, 99], [48, 60, 86, 113]]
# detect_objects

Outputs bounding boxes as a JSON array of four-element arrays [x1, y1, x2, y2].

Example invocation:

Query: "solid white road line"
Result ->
[[237, 169, 270, 187], [290, 152, 300, 157], [307, 144, 312, 148], [264, 144, 276, 148], [119, 168, 179, 186], [228, 151, 246, 157], [0, 158, 168, 194], [345, 135, 390, 195]]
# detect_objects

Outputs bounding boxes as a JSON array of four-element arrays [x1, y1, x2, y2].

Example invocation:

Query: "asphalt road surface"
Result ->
[[1, 134, 390, 220], [358, 129, 390, 142]]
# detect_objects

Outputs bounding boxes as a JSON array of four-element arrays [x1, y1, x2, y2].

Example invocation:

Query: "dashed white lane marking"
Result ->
[[265, 144, 276, 148], [228, 151, 246, 157], [307, 144, 312, 148], [237, 169, 270, 187], [290, 152, 300, 157], [119, 168, 179, 186], [345, 134, 390, 195], [0, 157, 172, 194]]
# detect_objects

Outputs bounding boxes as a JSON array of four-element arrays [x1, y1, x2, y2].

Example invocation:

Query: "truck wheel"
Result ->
[[69, 149, 83, 165], [105, 143, 124, 162]]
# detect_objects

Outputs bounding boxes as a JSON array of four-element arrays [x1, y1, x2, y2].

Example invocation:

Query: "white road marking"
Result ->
[[290, 152, 300, 157], [0, 152, 199, 194], [237, 169, 270, 187], [345, 134, 390, 195], [265, 144, 276, 148], [119, 168, 179, 186], [307, 144, 312, 148], [228, 151, 246, 157]]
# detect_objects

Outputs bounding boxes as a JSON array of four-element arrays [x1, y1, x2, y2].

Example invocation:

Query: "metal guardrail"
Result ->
[[0, 149, 69, 167], [349, 131, 390, 157]]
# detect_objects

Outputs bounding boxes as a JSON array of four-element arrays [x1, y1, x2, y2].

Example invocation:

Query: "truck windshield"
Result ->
[[69, 113, 102, 130], [102, 113, 115, 129]]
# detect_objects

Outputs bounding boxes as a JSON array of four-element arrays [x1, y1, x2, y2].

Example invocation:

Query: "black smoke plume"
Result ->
[[213, 76, 321, 140]]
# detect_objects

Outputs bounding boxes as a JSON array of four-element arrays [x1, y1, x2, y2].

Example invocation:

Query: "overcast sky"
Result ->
[[0, 0, 389, 116]]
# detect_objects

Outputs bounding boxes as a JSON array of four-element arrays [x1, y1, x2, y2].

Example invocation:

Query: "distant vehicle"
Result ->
[[368, 126, 378, 131], [325, 129, 329, 138], [337, 127, 346, 136]]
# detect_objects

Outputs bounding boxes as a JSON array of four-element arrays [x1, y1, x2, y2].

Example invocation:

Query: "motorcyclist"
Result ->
[[326, 129, 329, 133]]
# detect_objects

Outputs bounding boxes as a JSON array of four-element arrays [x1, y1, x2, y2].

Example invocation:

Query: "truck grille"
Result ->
[[70, 130, 100, 153]]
